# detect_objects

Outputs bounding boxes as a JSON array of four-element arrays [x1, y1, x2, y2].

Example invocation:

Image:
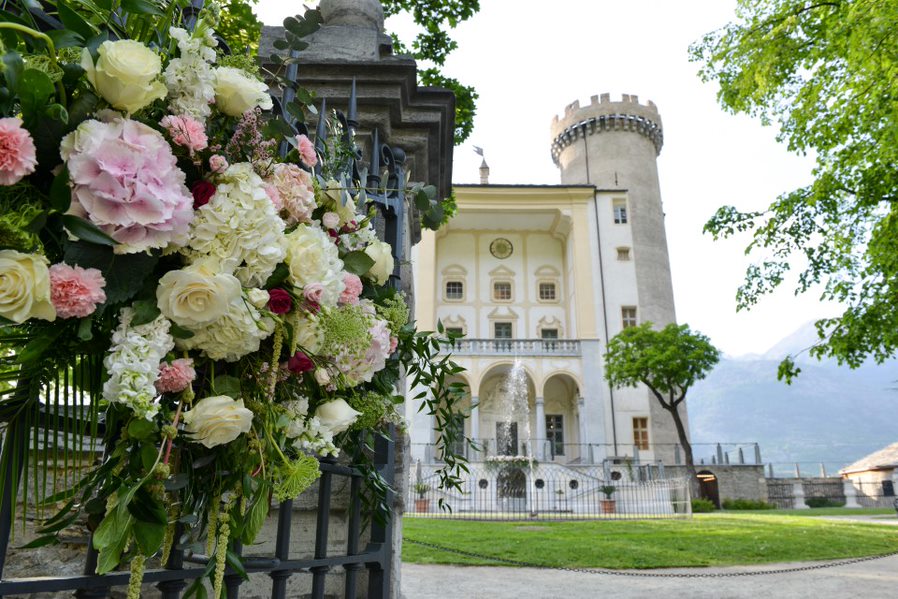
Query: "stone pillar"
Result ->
[[578, 396, 589, 463], [843, 479, 861, 508], [534, 397, 546, 460], [792, 482, 809, 509]]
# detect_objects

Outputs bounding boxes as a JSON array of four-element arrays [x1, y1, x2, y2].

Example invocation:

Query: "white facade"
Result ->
[[407, 94, 684, 469]]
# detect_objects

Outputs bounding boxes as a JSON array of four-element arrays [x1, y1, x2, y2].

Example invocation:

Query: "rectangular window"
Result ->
[[613, 199, 628, 224], [538, 282, 557, 301], [541, 328, 558, 351], [445, 280, 464, 300], [621, 306, 637, 329], [633, 417, 649, 451], [494, 322, 512, 338], [546, 415, 564, 457], [493, 281, 512, 301], [617, 247, 631, 261]]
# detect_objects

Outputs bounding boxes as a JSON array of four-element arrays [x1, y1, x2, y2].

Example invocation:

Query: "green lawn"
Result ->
[[729, 507, 894, 517], [402, 513, 898, 569]]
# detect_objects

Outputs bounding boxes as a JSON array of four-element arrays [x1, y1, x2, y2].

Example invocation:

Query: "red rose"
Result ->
[[191, 180, 216, 209], [287, 351, 314, 374], [268, 289, 293, 314]]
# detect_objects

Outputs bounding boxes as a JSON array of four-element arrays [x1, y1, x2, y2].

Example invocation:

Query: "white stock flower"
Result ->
[[156, 259, 241, 328], [0, 250, 55, 323], [102, 309, 174, 420], [182, 395, 253, 448], [213, 67, 273, 117], [315, 399, 360, 435], [81, 41, 166, 113], [164, 26, 217, 121], [364, 241, 394, 285], [284, 225, 345, 307]]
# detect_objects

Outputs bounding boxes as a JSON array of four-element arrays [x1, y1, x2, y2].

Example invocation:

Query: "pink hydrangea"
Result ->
[[60, 117, 194, 254], [267, 163, 316, 225], [296, 134, 317, 167], [339, 273, 363, 305], [49, 263, 107, 319], [155, 358, 196, 394], [264, 183, 283, 210], [0, 117, 38, 185], [160, 115, 208, 155]]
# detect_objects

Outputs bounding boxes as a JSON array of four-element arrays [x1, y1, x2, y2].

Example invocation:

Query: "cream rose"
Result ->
[[315, 399, 360, 435], [213, 67, 273, 117], [81, 41, 167, 113], [0, 250, 56, 323], [156, 260, 241, 328], [182, 395, 254, 448], [364, 241, 395, 285]]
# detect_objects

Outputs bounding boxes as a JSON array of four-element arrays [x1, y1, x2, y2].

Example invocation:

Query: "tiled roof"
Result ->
[[840, 441, 898, 474]]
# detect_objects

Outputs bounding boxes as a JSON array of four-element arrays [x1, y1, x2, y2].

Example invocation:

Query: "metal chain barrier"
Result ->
[[404, 538, 898, 578]]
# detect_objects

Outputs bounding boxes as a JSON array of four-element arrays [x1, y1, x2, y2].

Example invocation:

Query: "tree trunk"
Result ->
[[664, 402, 699, 499]]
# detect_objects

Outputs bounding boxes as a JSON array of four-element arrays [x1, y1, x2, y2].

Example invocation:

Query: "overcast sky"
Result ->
[[256, 1, 840, 357]]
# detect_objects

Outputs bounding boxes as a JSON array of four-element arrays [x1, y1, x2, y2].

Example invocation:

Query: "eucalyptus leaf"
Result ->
[[342, 250, 375, 276]]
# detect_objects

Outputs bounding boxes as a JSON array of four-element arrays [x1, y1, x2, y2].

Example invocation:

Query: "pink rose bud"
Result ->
[[209, 154, 228, 172], [303, 282, 325, 305], [267, 288, 293, 314], [296, 134, 318, 167], [322, 211, 340, 229]]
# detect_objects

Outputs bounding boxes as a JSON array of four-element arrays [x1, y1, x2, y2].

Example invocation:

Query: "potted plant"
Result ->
[[600, 485, 617, 514], [414, 482, 431, 513]]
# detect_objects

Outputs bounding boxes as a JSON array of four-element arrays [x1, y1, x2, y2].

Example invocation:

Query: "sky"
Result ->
[[256, 0, 841, 357]]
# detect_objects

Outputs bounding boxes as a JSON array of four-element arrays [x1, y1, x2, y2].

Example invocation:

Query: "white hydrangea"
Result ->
[[282, 399, 339, 457], [284, 224, 345, 307], [164, 26, 217, 121], [185, 163, 287, 287], [102, 308, 175, 420], [176, 289, 275, 362]]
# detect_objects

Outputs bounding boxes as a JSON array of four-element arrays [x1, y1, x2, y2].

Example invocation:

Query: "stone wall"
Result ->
[[665, 465, 767, 502]]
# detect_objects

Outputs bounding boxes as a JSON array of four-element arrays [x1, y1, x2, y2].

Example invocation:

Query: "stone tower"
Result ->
[[550, 93, 675, 327], [550, 93, 681, 461]]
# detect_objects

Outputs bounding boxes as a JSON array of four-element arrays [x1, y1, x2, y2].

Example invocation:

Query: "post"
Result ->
[[715, 443, 723, 464], [577, 396, 587, 461], [820, 463, 827, 478], [795, 463, 801, 478], [534, 397, 545, 460], [674, 444, 681, 465], [768, 463, 774, 478], [754, 443, 762, 464], [470, 396, 479, 443], [737, 447, 745, 465], [843, 479, 861, 508], [792, 482, 809, 509]]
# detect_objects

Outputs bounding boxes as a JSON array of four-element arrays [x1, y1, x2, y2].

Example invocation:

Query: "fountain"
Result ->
[[494, 360, 538, 516]]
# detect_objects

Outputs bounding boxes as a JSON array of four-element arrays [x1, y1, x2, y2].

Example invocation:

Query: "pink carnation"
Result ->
[[155, 358, 196, 394], [160, 115, 208, 155], [0, 118, 38, 185], [267, 163, 316, 225], [209, 154, 228, 172], [60, 117, 194, 254], [49, 263, 106, 319], [339, 273, 363, 305], [296, 134, 317, 167]]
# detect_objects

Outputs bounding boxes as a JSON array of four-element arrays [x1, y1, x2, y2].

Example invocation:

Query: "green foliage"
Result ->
[[270, 453, 321, 503], [692, 497, 716, 512], [601, 485, 616, 499], [805, 497, 845, 509], [216, 0, 263, 55], [692, 0, 898, 374], [722, 498, 775, 510]]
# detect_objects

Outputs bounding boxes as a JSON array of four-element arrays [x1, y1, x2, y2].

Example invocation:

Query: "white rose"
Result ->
[[284, 225, 345, 306], [213, 67, 273, 117], [364, 241, 395, 285], [315, 399, 360, 435], [81, 41, 167, 113], [0, 250, 56, 324], [182, 395, 254, 448], [156, 260, 241, 328], [314, 368, 331, 386]]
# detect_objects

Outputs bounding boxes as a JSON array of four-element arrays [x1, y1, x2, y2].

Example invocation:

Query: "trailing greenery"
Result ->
[[692, 0, 898, 380], [403, 514, 898, 568]]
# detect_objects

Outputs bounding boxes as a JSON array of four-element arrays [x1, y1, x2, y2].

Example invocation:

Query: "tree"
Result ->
[[604, 323, 721, 493], [217, 0, 263, 55], [691, 1, 898, 381]]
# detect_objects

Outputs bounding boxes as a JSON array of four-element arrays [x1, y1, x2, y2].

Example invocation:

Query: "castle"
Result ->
[[407, 93, 686, 492]]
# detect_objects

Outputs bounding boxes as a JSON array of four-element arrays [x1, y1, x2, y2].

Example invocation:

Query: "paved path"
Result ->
[[401, 553, 898, 598]]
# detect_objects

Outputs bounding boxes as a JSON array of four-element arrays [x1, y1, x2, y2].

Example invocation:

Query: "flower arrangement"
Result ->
[[0, 3, 466, 596]]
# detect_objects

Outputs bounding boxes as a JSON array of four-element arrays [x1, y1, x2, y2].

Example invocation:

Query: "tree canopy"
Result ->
[[691, 0, 898, 380]]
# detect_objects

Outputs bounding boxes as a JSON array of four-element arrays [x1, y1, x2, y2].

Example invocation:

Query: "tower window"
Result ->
[[538, 281, 557, 301], [493, 281, 512, 301], [613, 199, 628, 224], [445, 280, 464, 300], [616, 247, 631, 261], [621, 306, 637, 328], [633, 417, 649, 450]]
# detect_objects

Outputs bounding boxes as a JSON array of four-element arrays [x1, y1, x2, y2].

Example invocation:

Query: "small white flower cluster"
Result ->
[[282, 399, 339, 457], [102, 308, 174, 420], [164, 26, 218, 121], [186, 163, 287, 287]]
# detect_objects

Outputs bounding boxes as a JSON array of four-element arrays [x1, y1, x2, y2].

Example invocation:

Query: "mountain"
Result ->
[[688, 324, 898, 475]]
